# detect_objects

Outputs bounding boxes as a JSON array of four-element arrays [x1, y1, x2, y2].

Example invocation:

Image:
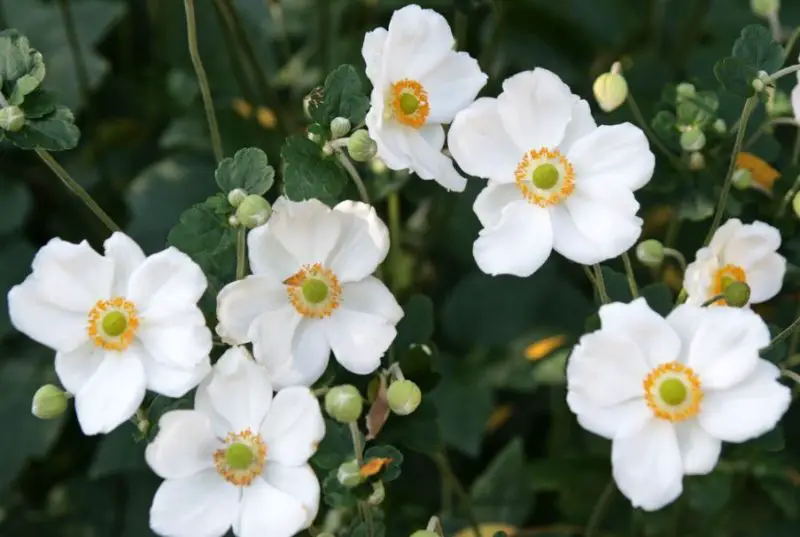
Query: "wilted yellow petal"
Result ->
[[360, 457, 392, 477], [256, 107, 278, 129], [453, 524, 517, 537], [232, 98, 253, 119], [486, 405, 513, 433], [525, 335, 566, 361], [736, 152, 780, 193]]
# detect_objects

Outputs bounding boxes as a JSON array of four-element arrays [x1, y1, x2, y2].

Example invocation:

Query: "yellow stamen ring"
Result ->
[[213, 429, 267, 487], [87, 297, 139, 351], [710, 264, 747, 305], [285, 263, 342, 319], [388, 79, 430, 129], [514, 148, 575, 207], [643, 362, 703, 422]]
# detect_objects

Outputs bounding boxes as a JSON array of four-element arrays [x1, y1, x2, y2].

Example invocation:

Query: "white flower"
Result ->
[[216, 197, 403, 388], [567, 298, 790, 511], [146, 347, 324, 537], [362, 4, 487, 192], [684, 219, 786, 307], [447, 68, 655, 277], [8, 232, 212, 435]]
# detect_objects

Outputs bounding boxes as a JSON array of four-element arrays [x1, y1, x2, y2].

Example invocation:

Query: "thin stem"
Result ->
[[784, 26, 800, 58], [788, 301, 800, 360], [777, 169, 800, 218], [432, 452, 480, 537], [426, 516, 445, 536], [703, 96, 758, 246], [663, 247, 686, 271], [585, 480, 615, 537], [387, 191, 402, 293], [349, 422, 364, 464], [782, 369, 800, 385], [701, 294, 725, 307], [335, 151, 370, 204], [768, 63, 800, 82], [583, 265, 597, 287], [626, 93, 685, 172], [34, 149, 121, 232], [765, 315, 800, 353], [621, 252, 639, 298], [745, 117, 800, 149], [236, 226, 246, 279], [592, 264, 611, 304], [183, 0, 224, 164]]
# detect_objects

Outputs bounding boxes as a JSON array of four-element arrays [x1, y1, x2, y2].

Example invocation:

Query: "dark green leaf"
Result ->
[[313, 64, 369, 127], [0, 180, 32, 237], [641, 283, 673, 316], [686, 471, 733, 514], [652, 110, 678, 142], [215, 147, 275, 196], [714, 57, 758, 98], [89, 425, 147, 479], [311, 419, 354, 471], [6, 105, 80, 150], [395, 294, 435, 352], [397, 343, 441, 392], [19, 88, 56, 118], [380, 398, 443, 454], [323, 471, 358, 508], [0, 240, 36, 339], [749, 425, 785, 452], [0, 30, 38, 88], [732, 25, 784, 73], [471, 438, 533, 525], [281, 135, 348, 205], [363, 444, 403, 482]]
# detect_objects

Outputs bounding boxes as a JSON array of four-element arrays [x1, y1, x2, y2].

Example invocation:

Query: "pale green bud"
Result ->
[[347, 130, 378, 162], [752, 78, 766, 93], [337, 459, 364, 488], [324, 384, 363, 423], [386, 379, 421, 416], [712, 118, 727, 134], [0, 105, 25, 132], [235, 195, 272, 229], [675, 82, 696, 101], [227, 188, 247, 208], [688, 151, 706, 171], [792, 191, 800, 219], [592, 70, 628, 112], [751, 0, 780, 17], [636, 239, 665, 268], [732, 168, 753, 190], [723, 281, 751, 308], [31, 384, 69, 420], [680, 129, 706, 152], [330, 117, 352, 139]]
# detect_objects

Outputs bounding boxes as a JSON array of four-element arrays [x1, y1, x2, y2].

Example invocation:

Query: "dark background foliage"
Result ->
[[1, 0, 800, 536]]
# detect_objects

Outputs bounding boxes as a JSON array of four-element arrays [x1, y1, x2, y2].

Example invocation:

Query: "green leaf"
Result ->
[[652, 110, 678, 142], [8, 50, 45, 105], [313, 64, 370, 127], [397, 343, 441, 392], [470, 438, 533, 525], [89, 425, 147, 479], [6, 105, 80, 151], [641, 283, 673, 316], [714, 57, 758, 98], [686, 470, 733, 514], [750, 425, 785, 452], [597, 267, 631, 303], [395, 294, 435, 352], [322, 471, 359, 508], [0, 240, 36, 339], [311, 419, 354, 471], [678, 190, 715, 221], [281, 135, 348, 204], [0, 180, 32, 237], [215, 147, 275, 196], [732, 25, 784, 73], [0, 30, 39, 87], [363, 445, 404, 482], [380, 398, 444, 455], [19, 88, 56, 118]]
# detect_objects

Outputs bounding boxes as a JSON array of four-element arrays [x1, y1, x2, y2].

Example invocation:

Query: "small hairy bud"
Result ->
[[592, 68, 628, 113], [636, 239, 665, 268], [337, 459, 364, 488], [680, 129, 706, 152], [347, 130, 378, 162], [792, 191, 800, 219], [751, 0, 780, 18], [324, 385, 363, 423], [235, 195, 272, 229], [712, 118, 727, 134], [386, 379, 422, 416], [31, 384, 69, 420], [0, 105, 25, 132], [227, 188, 247, 208], [675, 82, 696, 101], [688, 152, 706, 171], [732, 168, 753, 191], [330, 117, 352, 139]]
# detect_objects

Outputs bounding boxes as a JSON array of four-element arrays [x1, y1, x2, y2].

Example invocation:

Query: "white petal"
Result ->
[[682, 306, 769, 390], [497, 69, 574, 151], [674, 420, 721, 475], [362, 28, 387, 85], [473, 200, 553, 277], [327, 202, 390, 283], [558, 97, 597, 153], [137, 310, 212, 369], [682, 248, 718, 305], [404, 125, 467, 192], [150, 470, 238, 537], [262, 198, 341, 267], [707, 218, 742, 256], [664, 304, 704, 352], [262, 463, 320, 527], [30, 238, 113, 312], [720, 220, 782, 270], [382, 4, 454, 82], [366, 107, 410, 171], [342, 277, 403, 323], [698, 360, 791, 443], [567, 392, 651, 439], [473, 182, 524, 229], [549, 205, 607, 265], [260, 387, 325, 466], [216, 276, 287, 345], [422, 52, 487, 124], [746, 253, 786, 304], [598, 298, 681, 368], [260, 319, 331, 390], [55, 342, 104, 394], [201, 347, 273, 433], [247, 220, 302, 282], [8, 278, 87, 353], [448, 98, 522, 183], [239, 478, 307, 537], [145, 410, 219, 480], [103, 232, 146, 296], [74, 349, 146, 435], [793, 83, 800, 122], [568, 123, 655, 191], [127, 248, 207, 318], [326, 308, 396, 375], [612, 419, 683, 511], [141, 347, 211, 398]]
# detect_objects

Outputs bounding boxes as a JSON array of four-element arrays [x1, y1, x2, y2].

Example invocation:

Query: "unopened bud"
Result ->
[[675, 82, 696, 101], [792, 191, 800, 218], [680, 129, 706, 152], [767, 90, 792, 117], [369, 158, 387, 175], [347, 130, 377, 162], [386, 379, 421, 416], [228, 214, 240, 227], [751, 0, 780, 18], [337, 460, 364, 488], [732, 168, 753, 190], [324, 384, 363, 423], [752, 78, 766, 93], [688, 151, 706, 171], [235, 195, 272, 229], [636, 239, 665, 268], [31, 384, 68, 420], [723, 281, 751, 308], [307, 131, 321, 144], [227, 188, 247, 208], [330, 117, 352, 139], [592, 70, 628, 113], [367, 480, 385, 506], [712, 118, 727, 134], [0, 105, 25, 132]]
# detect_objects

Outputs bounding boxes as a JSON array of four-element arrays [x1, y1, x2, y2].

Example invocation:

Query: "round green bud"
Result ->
[[635, 239, 665, 268], [751, 0, 780, 18], [337, 459, 364, 488], [367, 480, 385, 506], [235, 195, 272, 229], [712, 118, 727, 134], [688, 151, 705, 171], [31, 384, 69, 420], [228, 214, 240, 227], [659, 378, 687, 406], [792, 191, 800, 219], [324, 384, 363, 423], [732, 168, 753, 191], [307, 131, 321, 143], [386, 379, 422, 416], [767, 90, 792, 117], [369, 157, 387, 175], [347, 130, 378, 162], [226, 442, 254, 470], [532, 163, 559, 190], [752, 78, 766, 93], [592, 72, 628, 113], [679, 129, 706, 152], [227, 188, 247, 208], [0, 105, 25, 132], [723, 281, 751, 308], [330, 117, 352, 139], [410, 531, 439, 537], [675, 82, 696, 101]]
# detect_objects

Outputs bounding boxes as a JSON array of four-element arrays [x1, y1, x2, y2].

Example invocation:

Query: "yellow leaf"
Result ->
[[486, 405, 513, 433], [736, 152, 780, 193], [524, 335, 566, 361], [256, 107, 278, 129], [360, 457, 392, 478], [231, 98, 253, 119]]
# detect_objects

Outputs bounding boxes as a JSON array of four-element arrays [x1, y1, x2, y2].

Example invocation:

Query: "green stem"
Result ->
[[183, 0, 224, 164], [349, 421, 364, 464], [703, 96, 758, 246], [387, 191, 402, 293], [585, 480, 615, 537], [768, 63, 800, 82], [663, 247, 687, 271], [34, 149, 121, 232], [236, 226, 246, 279], [335, 151, 370, 203], [592, 264, 611, 304], [784, 26, 800, 59], [432, 452, 480, 537], [701, 294, 725, 307], [783, 369, 800, 385], [621, 251, 639, 298], [626, 93, 685, 172], [787, 301, 800, 360], [765, 315, 800, 353]]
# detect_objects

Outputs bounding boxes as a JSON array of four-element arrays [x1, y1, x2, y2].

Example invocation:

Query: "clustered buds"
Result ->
[[592, 62, 628, 113], [324, 384, 363, 423]]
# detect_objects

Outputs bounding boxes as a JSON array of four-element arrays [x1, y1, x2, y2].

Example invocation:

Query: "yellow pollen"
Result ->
[[87, 298, 139, 351], [515, 148, 575, 207], [284, 263, 342, 318], [213, 429, 267, 487], [389, 79, 429, 129], [710, 264, 747, 305], [643, 362, 703, 422]]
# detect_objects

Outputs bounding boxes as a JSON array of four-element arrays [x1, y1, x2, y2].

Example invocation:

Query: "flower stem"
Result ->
[[701, 294, 725, 307], [586, 480, 615, 537], [34, 149, 121, 232], [592, 264, 611, 304], [349, 421, 364, 464], [426, 516, 445, 536], [387, 191, 402, 293], [621, 251, 639, 298], [765, 315, 800, 353], [236, 226, 246, 279], [768, 63, 800, 82], [663, 247, 687, 271], [784, 26, 800, 59], [183, 0, 224, 164], [782, 369, 800, 385], [703, 96, 758, 246], [626, 93, 684, 172], [335, 151, 370, 204], [432, 452, 481, 537]]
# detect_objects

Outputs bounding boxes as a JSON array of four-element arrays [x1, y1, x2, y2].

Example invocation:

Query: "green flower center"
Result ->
[[659, 378, 687, 406], [226, 442, 254, 470], [102, 311, 128, 337], [399, 93, 420, 115], [532, 163, 559, 190], [302, 278, 329, 304]]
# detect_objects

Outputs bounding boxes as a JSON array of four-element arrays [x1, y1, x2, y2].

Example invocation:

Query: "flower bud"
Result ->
[[751, 0, 780, 18], [767, 90, 792, 117], [369, 157, 387, 175], [688, 151, 706, 171], [337, 459, 364, 488], [31, 384, 68, 420], [410, 531, 439, 537], [752, 78, 766, 93], [592, 69, 628, 113], [227, 188, 247, 208], [324, 384, 363, 423], [303, 86, 323, 120], [680, 129, 706, 152], [712, 118, 727, 134], [228, 214, 240, 227], [732, 168, 753, 190], [367, 480, 385, 506], [0, 105, 25, 132], [330, 117, 352, 139], [792, 191, 800, 219], [347, 130, 378, 162], [386, 379, 421, 416], [235, 195, 272, 229], [636, 239, 665, 268], [723, 281, 751, 308], [675, 82, 696, 101]]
